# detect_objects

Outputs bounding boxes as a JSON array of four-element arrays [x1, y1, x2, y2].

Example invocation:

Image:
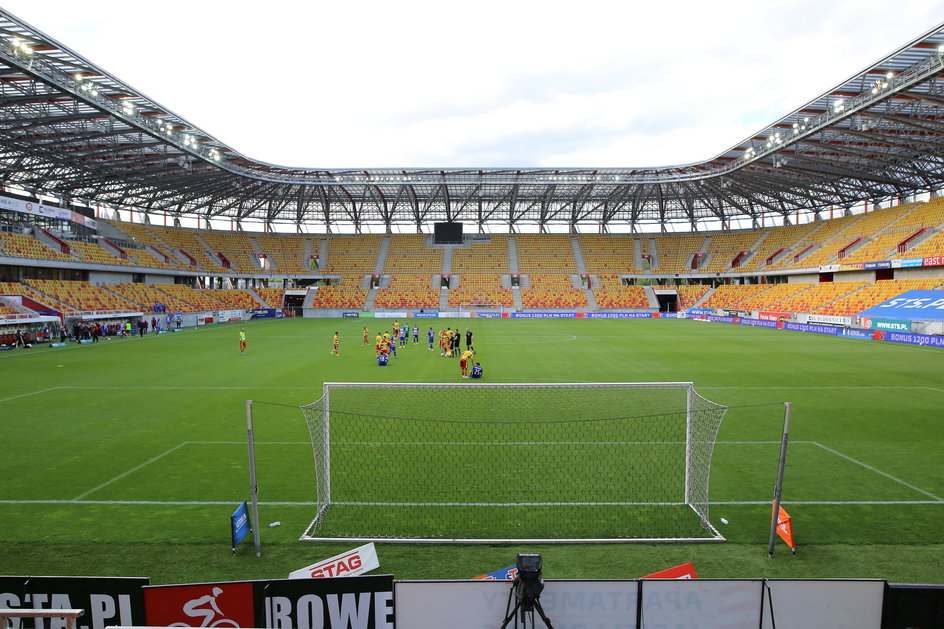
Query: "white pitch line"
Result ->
[[0, 499, 317, 505], [72, 442, 190, 500], [812, 441, 943, 501], [0, 498, 940, 506], [711, 500, 944, 505], [0, 387, 61, 403]]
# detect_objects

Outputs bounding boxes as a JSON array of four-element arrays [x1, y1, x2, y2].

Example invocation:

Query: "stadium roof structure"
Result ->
[[1, 9, 944, 233]]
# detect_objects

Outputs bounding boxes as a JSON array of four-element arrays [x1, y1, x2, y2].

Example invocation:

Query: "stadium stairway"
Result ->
[[246, 288, 269, 307], [633, 239, 645, 269], [441, 246, 453, 275], [692, 288, 715, 308], [248, 237, 268, 270], [507, 237, 520, 274], [439, 282, 449, 310], [643, 286, 660, 309], [303, 287, 318, 308], [363, 283, 378, 310], [512, 284, 523, 311], [373, 237, 391, 275], [570, 237, 587, 274], [648, 238, 660, 269]]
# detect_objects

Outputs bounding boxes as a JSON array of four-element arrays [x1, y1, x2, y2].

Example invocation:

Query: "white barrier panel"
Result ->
[[395, 580, 638, 628], [640, 579, 762, 628], [761, 579, 884, 629]]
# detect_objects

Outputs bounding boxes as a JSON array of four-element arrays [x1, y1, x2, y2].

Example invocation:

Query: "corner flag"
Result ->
[[773, 503, 796, 554]]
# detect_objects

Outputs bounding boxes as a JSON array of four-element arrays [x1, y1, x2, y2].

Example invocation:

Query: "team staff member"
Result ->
[[460, 349, 475, 378]]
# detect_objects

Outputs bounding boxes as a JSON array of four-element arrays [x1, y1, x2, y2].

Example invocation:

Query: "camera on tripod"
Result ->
[[502, 553, 553, 629], [514, 553, 544, 611]]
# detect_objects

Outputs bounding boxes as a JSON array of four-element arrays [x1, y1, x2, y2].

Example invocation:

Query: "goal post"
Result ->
[[458, 302, 504, 315], [300, 382, 728, 543]]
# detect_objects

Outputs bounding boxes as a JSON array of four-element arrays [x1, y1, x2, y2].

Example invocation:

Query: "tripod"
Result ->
[[500, 578, 554, 629]]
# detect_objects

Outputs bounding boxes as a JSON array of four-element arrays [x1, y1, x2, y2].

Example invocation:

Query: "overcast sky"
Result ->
[[4, 1, 942, 169]]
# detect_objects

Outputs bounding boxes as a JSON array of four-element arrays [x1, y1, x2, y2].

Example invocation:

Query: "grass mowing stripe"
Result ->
[[72, 442, 190, 500], [1, 499, 939, 506], [812, 441, 943, 501]]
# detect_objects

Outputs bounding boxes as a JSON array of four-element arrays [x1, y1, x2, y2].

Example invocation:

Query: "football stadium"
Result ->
[[1, 5, 943, 627]]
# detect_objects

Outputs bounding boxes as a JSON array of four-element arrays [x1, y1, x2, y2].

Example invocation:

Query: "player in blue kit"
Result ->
[[412, 325, 419, 345], [427, 327, 435, 351]]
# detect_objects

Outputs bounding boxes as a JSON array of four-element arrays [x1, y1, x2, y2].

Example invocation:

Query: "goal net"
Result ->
[[459, 302, 505, 314], [300, 382, 728, 543]]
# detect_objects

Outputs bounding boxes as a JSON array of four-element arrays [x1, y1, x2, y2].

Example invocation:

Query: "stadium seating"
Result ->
[[154, 284, 228, 311], [577, 235, 645, 274], [451, 235, 510, 274], [591, 275, 649, 308], [255, 287, 285, 308], [773, 281, 869, 313], [700, 284, 773, 309], [384, 235, 444, 274], [734, 223, 820, 273], [676, 284, 711, 309], [699, 231, 764, 273], [0, 231, 75, 262], [322, 235, 382, 275], [735, 283, 815, 311], [67, 240, 135, 267], [374, 274, 439, 309], [145, 225, 228, 273], [208, 289, 261, 309], [521, 274, 587, 308], [23, 279, 137, 314], [311, 276, 368, 309], [447, 275, 513, 308], [199, 231, 262, 274], [515, 235, 578, 273], [254, 234, 312, 274], [106, 283, 199, 313]]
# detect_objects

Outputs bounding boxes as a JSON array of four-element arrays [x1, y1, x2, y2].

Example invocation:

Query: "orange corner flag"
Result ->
[[773, 502, 796, 554]]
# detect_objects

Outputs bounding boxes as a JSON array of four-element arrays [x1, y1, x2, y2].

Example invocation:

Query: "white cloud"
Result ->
[[3, 0, 941, 167]]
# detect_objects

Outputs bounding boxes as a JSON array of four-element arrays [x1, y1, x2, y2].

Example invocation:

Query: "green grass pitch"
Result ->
[[1, 316, 942, 583]]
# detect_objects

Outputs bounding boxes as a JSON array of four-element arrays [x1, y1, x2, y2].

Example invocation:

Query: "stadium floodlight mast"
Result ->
[[293, 382, 730, 543]]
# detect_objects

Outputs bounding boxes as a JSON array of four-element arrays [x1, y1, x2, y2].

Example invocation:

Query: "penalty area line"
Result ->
[[72, 442, 190, 500], [812, 441, 943, 502], [0, 387, 61, 403]]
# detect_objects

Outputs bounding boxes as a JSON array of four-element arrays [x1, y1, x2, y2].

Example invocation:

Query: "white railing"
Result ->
[[0, 608, 83, 629]]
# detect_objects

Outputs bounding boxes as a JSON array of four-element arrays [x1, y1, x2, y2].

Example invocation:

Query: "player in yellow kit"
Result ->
[[374, 332, 383, 357], [331, 331, 340, 356], [460, 349, 475, 377]]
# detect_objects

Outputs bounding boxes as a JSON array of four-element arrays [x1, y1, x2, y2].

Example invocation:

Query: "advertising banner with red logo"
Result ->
[[144, 581, 255, 627], [641, 562, 698, 579], [759, 311, 790, 322], [144, 575, 394, 628], [289, 543, 380, 579]]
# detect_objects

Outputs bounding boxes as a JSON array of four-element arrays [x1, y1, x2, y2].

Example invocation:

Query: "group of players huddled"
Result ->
[[358, 320, 482, 378]]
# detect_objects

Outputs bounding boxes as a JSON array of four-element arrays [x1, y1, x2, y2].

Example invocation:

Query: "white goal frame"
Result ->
[[301, 381, 726, 544], [458, 302, 505, 314]]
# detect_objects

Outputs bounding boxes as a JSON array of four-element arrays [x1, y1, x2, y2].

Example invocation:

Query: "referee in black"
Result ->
[[465, 328, 474, 352]]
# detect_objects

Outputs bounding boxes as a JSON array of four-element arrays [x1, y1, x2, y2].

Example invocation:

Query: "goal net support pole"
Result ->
[[300, 382, 728, 544]]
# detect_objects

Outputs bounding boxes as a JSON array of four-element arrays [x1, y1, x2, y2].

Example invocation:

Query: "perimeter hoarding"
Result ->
[[143, 575, 394, 628], [0, 576, 149, 629]]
